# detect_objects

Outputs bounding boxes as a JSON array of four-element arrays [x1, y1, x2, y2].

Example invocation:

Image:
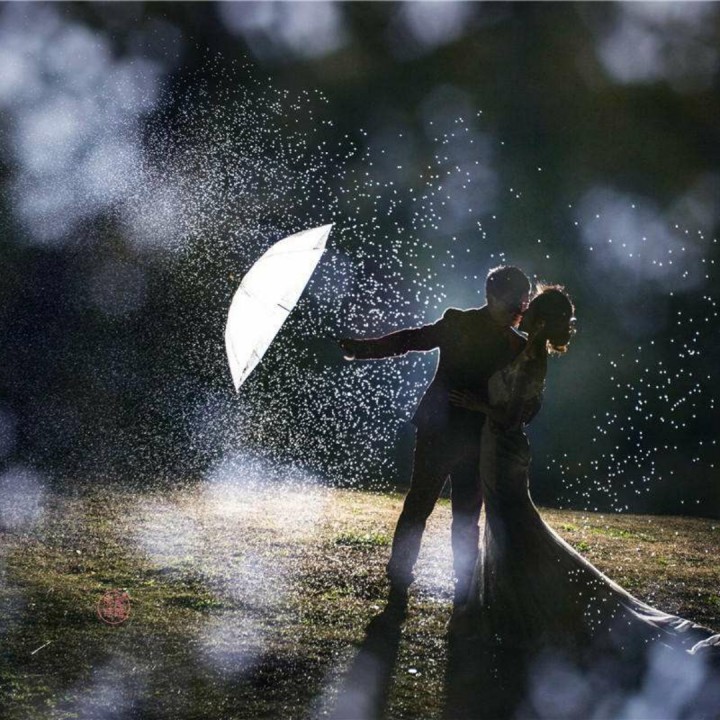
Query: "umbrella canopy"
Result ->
[[225, 223, 333, 391]]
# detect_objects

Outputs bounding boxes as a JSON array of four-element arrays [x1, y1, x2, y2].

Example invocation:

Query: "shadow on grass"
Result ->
[[443, 616, 528, 720], [328, 599, 406, 720]]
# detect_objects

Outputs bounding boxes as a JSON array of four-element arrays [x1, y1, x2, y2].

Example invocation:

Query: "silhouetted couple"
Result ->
[[340, 265, 719, 715], [341, 266, 532, 607]]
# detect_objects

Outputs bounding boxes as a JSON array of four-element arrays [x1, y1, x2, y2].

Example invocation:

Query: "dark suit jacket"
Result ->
[[353, 306, 526, 436]]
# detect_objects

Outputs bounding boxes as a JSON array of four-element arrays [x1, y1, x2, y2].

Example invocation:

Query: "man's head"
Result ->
[[485, 265, 531, 327]]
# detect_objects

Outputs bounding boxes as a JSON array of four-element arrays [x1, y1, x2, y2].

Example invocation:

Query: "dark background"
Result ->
[[0, 2, 718, 516]]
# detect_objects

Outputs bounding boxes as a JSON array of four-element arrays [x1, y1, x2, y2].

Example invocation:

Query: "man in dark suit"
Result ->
[[339, 266, 531, 607]]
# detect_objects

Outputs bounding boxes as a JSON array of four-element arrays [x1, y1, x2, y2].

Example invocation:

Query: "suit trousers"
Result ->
[[387, 424, 483, 598]]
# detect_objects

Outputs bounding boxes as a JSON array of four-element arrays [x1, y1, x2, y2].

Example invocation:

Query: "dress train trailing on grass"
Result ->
[[448, 287, 720, 718]]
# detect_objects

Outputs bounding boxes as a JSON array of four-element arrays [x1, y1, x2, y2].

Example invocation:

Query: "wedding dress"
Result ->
[[461, 348, 720, 718]]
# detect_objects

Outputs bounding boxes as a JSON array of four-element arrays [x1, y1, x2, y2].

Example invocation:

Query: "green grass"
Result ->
[[558, 522, 579, 533], [589, 525, 658, 542], [334, 530, 391, 548], [1, 484, 718, 719]]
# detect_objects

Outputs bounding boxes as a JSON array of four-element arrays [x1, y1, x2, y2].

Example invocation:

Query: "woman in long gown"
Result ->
[[448, 286, 719, 719]]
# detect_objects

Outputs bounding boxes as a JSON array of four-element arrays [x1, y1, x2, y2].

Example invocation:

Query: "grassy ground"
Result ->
[[1, 482, 719, 719]]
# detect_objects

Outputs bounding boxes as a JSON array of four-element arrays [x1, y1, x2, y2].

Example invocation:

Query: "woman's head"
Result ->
[[520, 285, 576, 353]]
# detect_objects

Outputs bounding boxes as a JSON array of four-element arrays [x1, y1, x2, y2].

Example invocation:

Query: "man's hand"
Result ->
[[449, 390, 489, 413], [449, 390, 512, 426], [520, 395, 542, 426], [338, 338, 363, 360]]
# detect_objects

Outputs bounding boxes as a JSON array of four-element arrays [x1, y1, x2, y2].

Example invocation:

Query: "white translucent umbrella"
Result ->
[[225, 223, 333, 391]]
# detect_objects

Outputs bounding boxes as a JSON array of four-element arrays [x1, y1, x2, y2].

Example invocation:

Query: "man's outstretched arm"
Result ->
[[339, 317, 444, 360]]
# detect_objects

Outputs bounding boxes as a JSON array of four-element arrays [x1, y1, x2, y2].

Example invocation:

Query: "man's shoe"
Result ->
[[448, 601, 473, 637]]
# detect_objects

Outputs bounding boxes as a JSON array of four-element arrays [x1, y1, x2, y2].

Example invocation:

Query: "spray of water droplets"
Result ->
[[40, 57, 717, 510], [82, 64, 515, 492], [549, 197, 718, 513]]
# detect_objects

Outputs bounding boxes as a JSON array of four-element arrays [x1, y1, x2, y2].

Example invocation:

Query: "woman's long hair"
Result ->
[[525, 284, 575, 354]]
